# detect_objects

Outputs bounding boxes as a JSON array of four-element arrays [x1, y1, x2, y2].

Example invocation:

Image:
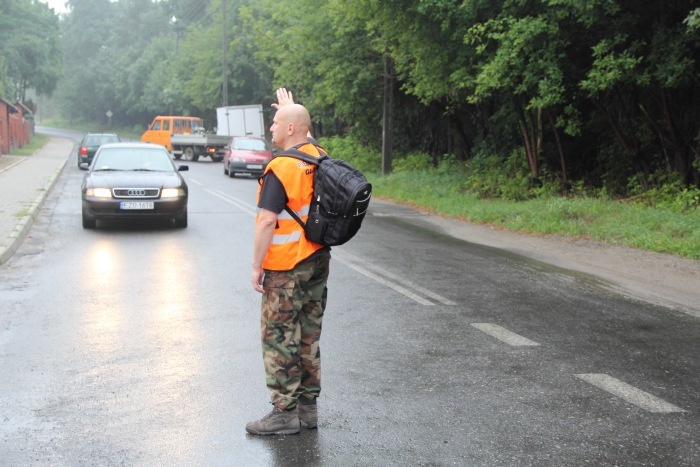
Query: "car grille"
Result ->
[[112, 188, 160, 198]]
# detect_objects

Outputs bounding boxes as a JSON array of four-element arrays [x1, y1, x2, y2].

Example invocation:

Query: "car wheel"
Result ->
[[82, 211, 96, 229], [183, 147, 193, 160], [228, 169, 236, 178], [183, 147, 199, 162], [212, 156, 223, 162]]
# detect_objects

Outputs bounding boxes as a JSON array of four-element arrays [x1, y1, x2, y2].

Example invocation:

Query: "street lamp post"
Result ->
[[221, 0, 228, 107]]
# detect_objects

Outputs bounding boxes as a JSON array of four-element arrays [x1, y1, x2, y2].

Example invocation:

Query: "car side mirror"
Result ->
[[178, 165, 189, 171], [79, 162, 89, 170]]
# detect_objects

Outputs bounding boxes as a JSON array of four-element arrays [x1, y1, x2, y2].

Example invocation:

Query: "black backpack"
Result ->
[[281, 145, 372, 246]]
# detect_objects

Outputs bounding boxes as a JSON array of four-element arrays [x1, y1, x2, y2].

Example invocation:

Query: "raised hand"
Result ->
[[271, 88, 295, 109]]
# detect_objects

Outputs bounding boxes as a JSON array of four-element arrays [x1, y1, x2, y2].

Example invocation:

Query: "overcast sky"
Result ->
[[41, 0, 68, 14]]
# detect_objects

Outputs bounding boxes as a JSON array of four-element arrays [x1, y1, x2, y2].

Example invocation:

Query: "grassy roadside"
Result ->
[[370, 171, 700, 260], [9, 134, 50, 156]]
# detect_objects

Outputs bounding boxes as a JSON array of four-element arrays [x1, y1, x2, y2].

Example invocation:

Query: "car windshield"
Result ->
[[233, 139, 268, 151], [85, 135, 119, 146], [93, 148, 174, 171]]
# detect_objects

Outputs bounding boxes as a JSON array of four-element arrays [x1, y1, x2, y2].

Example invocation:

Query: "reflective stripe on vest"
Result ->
[[275, 204, 310, 221], [271, 230, 303, 245]]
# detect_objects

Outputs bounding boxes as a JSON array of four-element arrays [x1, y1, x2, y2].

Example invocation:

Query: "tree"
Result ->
[[580, 0, 700, 186], [58, 0, 118, 123], [0, 0, 62, 101], [240, 0, 384, 141], [45, 0, 700, 191]]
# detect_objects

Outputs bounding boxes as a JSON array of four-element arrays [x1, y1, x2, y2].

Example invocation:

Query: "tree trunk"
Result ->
[[519, 107, 540, 178], [547, 110, 567, 187]]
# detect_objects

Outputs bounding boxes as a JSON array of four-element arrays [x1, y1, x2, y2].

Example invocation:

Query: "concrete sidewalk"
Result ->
[[0, 137, 74, 265]]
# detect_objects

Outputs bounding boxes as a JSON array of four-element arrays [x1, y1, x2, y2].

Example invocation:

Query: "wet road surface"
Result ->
[[0, 134, 698, 465]]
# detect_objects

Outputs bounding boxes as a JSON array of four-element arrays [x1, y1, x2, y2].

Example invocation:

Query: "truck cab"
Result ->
[[141, 116, 204, 151]]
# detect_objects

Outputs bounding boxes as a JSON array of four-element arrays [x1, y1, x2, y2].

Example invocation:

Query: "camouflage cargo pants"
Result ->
[[261, 249, 330, 411]]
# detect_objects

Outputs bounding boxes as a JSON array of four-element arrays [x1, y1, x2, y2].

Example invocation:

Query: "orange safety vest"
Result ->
[[257, 143, 325, 271]]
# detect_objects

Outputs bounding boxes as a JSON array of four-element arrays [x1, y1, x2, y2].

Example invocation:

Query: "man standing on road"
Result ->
[[246, 89, 331, 436]]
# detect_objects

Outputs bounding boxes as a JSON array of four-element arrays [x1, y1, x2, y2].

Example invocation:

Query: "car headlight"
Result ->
[[86, 187, 112, 198], [161, 188, 185, 198]]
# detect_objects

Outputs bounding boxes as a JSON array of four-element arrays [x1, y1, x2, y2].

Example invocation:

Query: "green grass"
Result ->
[[10, 134, 50, 156], [370, 170, 700, 260]]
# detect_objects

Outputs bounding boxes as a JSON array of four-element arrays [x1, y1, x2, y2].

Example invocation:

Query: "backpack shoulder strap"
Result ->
[[277, 146, 322, 229], [279, 147, 321, 165], [279, 140, 329, 163], [284, 204, 305, 229]]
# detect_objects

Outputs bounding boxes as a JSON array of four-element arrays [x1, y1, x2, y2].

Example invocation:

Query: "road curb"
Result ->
[[0, 156, 68, 266]]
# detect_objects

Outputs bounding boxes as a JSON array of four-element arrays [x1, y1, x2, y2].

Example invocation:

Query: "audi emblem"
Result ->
[[127, 189, 147, 197]]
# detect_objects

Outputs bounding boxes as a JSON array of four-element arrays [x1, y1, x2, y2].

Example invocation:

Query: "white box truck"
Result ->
[[216, 105, 265, 138]]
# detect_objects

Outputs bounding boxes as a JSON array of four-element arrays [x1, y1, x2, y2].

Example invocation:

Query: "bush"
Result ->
[[317, 135, 381, 173], [463, 150, 536, 201], [319, 136, 698, 216], [393, 151, 434, 172], [628, 171, 700, 212]]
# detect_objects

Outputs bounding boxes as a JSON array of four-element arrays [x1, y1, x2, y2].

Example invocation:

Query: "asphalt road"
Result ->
[[0, 132, 698, 466]]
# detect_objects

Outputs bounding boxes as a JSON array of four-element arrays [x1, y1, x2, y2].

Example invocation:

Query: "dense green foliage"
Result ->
[[0, 0, 62, 104], [2, 0, 699, 200]]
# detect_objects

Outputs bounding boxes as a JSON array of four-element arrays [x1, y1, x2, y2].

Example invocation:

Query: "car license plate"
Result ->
[[120, 202, 154, 210], [247, 164, 263, 170]]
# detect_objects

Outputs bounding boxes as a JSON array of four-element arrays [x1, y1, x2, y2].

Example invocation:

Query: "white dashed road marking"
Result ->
[[575, 373, 687, 413], [471, 323, 540, 346]]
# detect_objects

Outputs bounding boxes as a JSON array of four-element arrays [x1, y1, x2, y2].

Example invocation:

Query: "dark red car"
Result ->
[[222, 136, 272, 178]]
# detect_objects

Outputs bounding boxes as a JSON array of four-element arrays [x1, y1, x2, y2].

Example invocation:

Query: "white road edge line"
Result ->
[[574, 373, 687, 413], [205, 189, 258, 216], [201, 188, 439, 305], [471, 323, 540, 346], [334, 252, 456, 306], [333, 256, 434, 306]]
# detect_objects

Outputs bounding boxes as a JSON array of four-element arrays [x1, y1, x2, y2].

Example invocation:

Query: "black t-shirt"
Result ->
[[258, 138, 320, 214], [257, 171, 288, 214]]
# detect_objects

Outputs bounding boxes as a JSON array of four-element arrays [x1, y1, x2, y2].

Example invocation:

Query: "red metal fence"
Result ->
[[0, 99, 32, 155]]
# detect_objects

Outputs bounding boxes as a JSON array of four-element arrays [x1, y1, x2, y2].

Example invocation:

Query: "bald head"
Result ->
[[270, 104, 311, 150]]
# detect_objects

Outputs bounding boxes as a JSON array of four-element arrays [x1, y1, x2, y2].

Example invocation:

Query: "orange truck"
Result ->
[[141, 115, 230, 162]]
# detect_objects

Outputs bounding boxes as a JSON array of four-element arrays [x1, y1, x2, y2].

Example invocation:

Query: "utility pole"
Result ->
[[221, 0, 228, 107], [382, 53, 394, 175]]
